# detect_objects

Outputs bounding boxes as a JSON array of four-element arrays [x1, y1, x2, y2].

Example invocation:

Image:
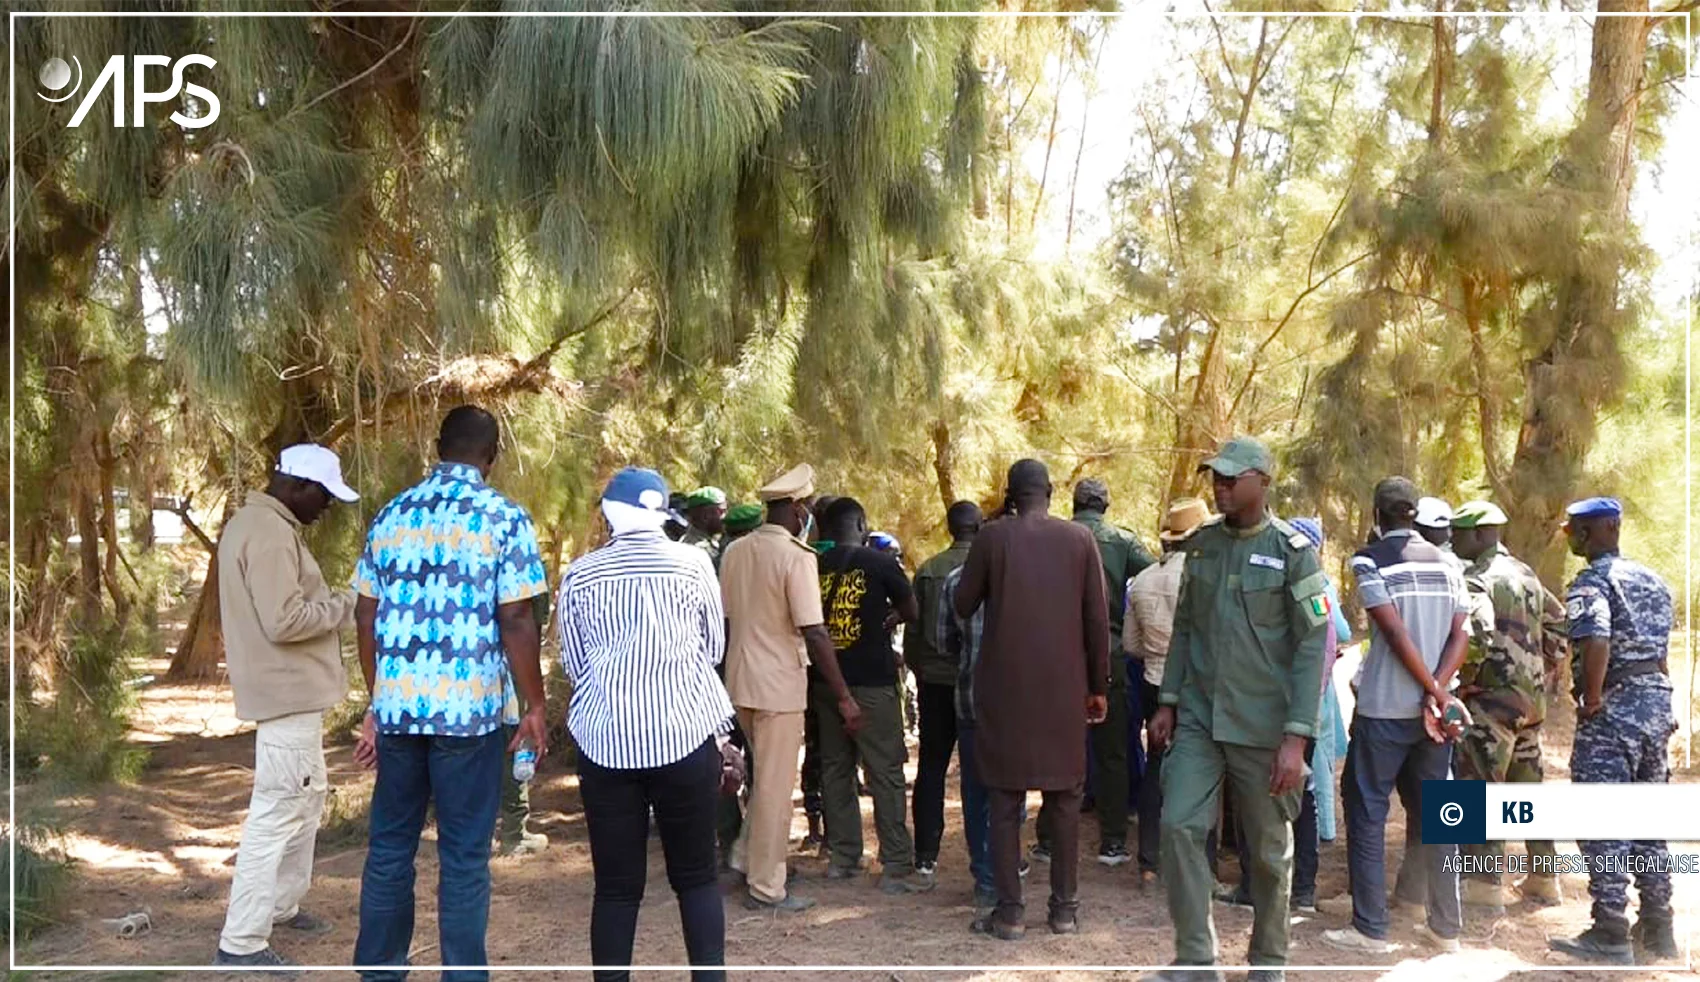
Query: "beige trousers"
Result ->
[[730, 708, 805, 903], [219, 711, 328, 955]]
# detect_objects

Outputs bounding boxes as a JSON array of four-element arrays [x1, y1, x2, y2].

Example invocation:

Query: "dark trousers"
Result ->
[[912, 682, 958, 866], [1088, 675, 1131, 845], [356, 730, 504, 982], [957, 722, 994, 895], [1342, 715, 1461, 940], [715, 725, 748, 861], [1137, 678, 1165, 872], [801, 704, 823, 818], [991, 785, 1081, 926], [578, 739, 726, 982]]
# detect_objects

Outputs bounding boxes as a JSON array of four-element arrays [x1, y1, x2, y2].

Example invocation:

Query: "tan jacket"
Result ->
[[220, 492, 354, 722], [1124, 550, 1185, 687], [719, 524, 824, 712]]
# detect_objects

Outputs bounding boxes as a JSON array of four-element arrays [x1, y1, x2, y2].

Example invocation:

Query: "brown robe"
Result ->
[[954, 511, 1110, 791]]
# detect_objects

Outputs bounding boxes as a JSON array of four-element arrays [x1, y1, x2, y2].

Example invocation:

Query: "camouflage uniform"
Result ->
[[1566, 553, 1676, 929], [1454, 542, 1558, 881]]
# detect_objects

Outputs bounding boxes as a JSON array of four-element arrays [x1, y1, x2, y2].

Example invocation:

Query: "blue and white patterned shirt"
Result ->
[[1566, 552, 1673, 692], [353, 462, 549, 737], [556, 530, 734, 769]]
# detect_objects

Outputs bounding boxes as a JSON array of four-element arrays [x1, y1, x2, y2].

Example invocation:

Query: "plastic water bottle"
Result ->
[[512, 743, 537, 783]]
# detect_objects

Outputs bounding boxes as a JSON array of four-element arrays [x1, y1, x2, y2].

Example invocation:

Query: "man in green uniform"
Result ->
[[1146, 436, 1328, 982], [1449, 500, 1563, 913], [908, 501, 984, 878], [1064, 478, 1154, 866], [682, 486, 728, 569]]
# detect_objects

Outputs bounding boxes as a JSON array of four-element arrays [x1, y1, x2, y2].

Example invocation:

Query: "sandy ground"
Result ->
[[18, 654, 1700, 982]]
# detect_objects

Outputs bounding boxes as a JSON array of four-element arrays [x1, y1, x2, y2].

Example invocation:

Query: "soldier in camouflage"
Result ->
[[1448, 501, 1561, 913], [1548, 497, 1679, 966]]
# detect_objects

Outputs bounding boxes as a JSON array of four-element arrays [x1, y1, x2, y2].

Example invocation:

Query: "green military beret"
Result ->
[[724, 502, 763, 533], [685, 486, 727, 508], [1452, 499, 1509, 529]]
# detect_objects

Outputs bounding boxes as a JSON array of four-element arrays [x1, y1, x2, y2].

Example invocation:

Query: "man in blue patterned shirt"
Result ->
[[350, 406, 550, 982], [1550, 497, 1678, 966]]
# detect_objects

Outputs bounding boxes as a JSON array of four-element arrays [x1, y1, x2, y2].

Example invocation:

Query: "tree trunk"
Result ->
[[97, 430, 129, 622], [167, 547, 224, 681], [75, 478, 103, 628], [930, 419, 957, 513], [1428, 10, 1451, 148], [1504, 0, 1651, 584]]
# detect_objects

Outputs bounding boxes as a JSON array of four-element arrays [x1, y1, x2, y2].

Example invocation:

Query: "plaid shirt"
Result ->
[[939, 565, 985, 722]]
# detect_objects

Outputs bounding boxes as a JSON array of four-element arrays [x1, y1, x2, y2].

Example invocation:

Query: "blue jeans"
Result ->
[[355, 729, 505, 981], [957, 721, 993, 896], [1342, 715, 1461, 941]]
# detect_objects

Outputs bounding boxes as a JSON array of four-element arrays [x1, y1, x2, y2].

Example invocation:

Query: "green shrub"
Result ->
[[1, 824, 73, 942]]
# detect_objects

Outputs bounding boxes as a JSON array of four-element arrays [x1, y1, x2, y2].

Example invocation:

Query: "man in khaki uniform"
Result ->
[[215, 444, 359, 969], [720, 464, 862, 912]]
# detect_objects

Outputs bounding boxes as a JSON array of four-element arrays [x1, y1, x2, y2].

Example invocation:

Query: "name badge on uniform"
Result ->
[[1249, 554, 1285, 571]]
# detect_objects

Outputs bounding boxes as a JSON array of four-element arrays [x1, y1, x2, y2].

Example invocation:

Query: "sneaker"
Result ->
[[973, 886, 997, 911], [1097, 842, 1132, 867], [1413, 922, 1462, 953], [1047, 907, 1079, 934], [499, 831, 549, 858], [744, 892, 817, 913], [825, 862, 862, 881], [880, 872, 936, 895], [277, 910, 333, 936], [970, 913, 1026, 941], [915, 860, 938, 879], [1213, 884, 1253, 909], [1030, 844, 1051, 864], [1019, 859, 1031, 879], [1320, 927, 1396, 954], [214, 948, 301, 977], [1549, 923, 1633, 964], [1247, 971, 1284, 982], [1290, 894, 1317, 914]]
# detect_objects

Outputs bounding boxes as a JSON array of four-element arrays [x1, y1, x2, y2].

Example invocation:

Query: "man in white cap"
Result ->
[[1415, 497, 1464, 573], [215, 444, 360, 969]]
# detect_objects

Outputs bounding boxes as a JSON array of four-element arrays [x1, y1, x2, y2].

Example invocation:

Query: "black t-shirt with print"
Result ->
[[817, 544, 914, 687]]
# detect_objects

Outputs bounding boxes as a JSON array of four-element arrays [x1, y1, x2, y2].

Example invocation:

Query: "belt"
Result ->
[[1604, 659, 1667, 689]]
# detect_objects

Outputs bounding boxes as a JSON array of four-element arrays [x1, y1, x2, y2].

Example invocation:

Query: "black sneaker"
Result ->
[[1019, 859, 1031, 879], [1213, 884, 1253, 908], [1030, 844, 1051, 864], [278, 910, 334, 936], [1291, 893, 1317, 914], [214, 948, 301, 976], [1098, 842, 1132, 867], [1550, 923, 1634, 965]]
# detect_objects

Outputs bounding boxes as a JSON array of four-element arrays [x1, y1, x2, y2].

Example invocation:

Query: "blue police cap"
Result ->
[[1564, 496, 1622, 520]]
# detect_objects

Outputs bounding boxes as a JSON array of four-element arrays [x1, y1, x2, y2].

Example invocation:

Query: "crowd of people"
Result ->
[[207, 405, 1681, 981]]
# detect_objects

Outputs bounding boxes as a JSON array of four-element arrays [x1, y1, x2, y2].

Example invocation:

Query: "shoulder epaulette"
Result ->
[[1269, 516, 1313, 551]]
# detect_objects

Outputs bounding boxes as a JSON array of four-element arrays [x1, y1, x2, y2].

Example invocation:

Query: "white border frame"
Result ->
[[8, 4, 1694, 975]]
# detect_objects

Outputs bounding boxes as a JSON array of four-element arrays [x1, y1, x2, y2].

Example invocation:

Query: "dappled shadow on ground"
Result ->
[[19, 660, 1700, 981]]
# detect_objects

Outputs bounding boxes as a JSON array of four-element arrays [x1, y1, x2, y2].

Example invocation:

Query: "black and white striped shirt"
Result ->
[[556, 530, 734, 769]]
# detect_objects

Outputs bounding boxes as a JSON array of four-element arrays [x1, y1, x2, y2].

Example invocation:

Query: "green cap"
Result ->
[[684, 486, 727, 508], [1451, 499, 1509, 529], [1198, 436, 1274, 478], [723, 502, 763, 533]]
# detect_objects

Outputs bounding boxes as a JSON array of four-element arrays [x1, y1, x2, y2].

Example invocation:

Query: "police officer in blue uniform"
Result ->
[[1548, 497, 1679, 965]]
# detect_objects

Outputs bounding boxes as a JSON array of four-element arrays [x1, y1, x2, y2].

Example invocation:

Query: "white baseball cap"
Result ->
[[1415, 496, 1453, 529], [278, 444, 359, 502]]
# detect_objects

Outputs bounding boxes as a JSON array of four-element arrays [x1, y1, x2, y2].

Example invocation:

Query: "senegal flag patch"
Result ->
[[1304, 593, 1330, 626]]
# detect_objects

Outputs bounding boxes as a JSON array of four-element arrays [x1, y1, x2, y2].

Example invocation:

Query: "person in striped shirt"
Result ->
[[555, 468, 737, 981]]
